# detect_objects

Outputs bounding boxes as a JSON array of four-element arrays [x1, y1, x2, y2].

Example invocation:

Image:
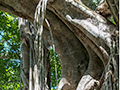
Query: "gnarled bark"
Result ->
[[0, 0, 118, 90]]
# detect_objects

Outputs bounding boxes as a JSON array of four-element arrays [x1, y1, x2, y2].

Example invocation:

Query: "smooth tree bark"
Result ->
[[0, 0, 118, 90]]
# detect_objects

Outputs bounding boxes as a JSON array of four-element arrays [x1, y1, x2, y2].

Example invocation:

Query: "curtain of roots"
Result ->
[[32, 0, 58, 89]]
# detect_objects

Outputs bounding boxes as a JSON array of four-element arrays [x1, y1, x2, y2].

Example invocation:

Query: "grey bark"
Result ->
[[0, 0, 118, 90], [19, 18, 50, 89]]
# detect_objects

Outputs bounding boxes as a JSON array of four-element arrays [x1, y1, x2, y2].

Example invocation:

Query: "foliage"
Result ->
[[110, 16, 116, 25], [50, 48, 61, 89], [0, 11, 21, 90], [0, 11, 61, 90]]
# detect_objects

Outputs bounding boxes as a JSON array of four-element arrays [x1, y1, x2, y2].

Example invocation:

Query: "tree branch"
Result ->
[[8, 70, 20, 77]]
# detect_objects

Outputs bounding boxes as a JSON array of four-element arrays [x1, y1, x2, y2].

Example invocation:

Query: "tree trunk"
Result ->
[[0, 0, 118, 90], [19, 18, 51, 90]]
